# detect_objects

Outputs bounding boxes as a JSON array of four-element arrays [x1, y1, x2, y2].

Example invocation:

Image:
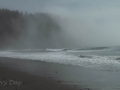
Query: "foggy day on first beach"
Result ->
[[0, 0, 120, 90]]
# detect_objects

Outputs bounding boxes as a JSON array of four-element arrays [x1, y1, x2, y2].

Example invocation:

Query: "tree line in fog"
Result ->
[[0, 9, 63, 49]]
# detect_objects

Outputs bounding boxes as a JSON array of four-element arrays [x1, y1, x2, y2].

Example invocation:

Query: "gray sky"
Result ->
[[0, 0, 119, 12], [1, 0, 120, 47]]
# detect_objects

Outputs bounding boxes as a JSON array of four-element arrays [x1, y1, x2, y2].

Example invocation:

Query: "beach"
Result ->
[[0, 57, 120, 90], [0, 57, 89, 90]]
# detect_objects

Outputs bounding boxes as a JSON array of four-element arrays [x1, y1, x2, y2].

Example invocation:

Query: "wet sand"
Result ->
[[0, 57, 89, 90], [0, 57, 120, 90]]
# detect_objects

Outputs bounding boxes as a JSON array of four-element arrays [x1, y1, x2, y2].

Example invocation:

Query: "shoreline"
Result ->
[[0, 57, 86, 90], [0, 57, 120, 90]]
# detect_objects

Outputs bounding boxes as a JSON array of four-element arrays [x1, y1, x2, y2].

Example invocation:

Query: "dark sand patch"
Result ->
[[0, 57, 90, 90]]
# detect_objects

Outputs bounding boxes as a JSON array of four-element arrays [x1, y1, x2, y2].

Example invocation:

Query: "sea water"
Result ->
[[0, 46, 120, 71]]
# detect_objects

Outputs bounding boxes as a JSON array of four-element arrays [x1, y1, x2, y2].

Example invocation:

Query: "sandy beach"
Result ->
[[0, 57, 120, 90], [0, 57, 90, 90]]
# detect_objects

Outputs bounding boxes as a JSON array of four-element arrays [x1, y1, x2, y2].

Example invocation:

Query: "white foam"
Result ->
[[66, 48, 114, 53], [45, 49, 65, 52], [0, 51, 120, 71]]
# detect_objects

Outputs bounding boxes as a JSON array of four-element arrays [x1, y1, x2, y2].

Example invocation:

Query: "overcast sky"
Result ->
[[0, 0, 119, 13], [1, 0, 120, 47]]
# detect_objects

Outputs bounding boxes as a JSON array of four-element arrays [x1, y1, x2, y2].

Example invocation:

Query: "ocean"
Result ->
[[0, 46, 120, 71]]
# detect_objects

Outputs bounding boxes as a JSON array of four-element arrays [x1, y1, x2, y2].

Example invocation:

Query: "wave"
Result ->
[[0, 50, 120, 71], [78, 55, 92, 58], [45, 49, 67, 52], [79, 47, 109, 50], [8, 48, 70, 52]]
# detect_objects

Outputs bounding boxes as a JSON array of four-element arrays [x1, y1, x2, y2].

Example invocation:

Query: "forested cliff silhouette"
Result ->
[[0, 9, 63, 49]]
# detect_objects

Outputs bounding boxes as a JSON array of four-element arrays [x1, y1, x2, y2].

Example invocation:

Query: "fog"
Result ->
[[1, 0, 120, 49], [43, 4, 120, 48]]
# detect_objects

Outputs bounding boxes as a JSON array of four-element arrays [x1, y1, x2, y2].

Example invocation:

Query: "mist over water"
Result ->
[[0, 9, 91, 49], [41, 4, 120, 48], [1, 0, 120, 49]]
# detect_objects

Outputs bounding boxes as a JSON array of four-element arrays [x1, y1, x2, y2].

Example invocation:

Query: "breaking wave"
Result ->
[[0, 47, 120, 71]]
